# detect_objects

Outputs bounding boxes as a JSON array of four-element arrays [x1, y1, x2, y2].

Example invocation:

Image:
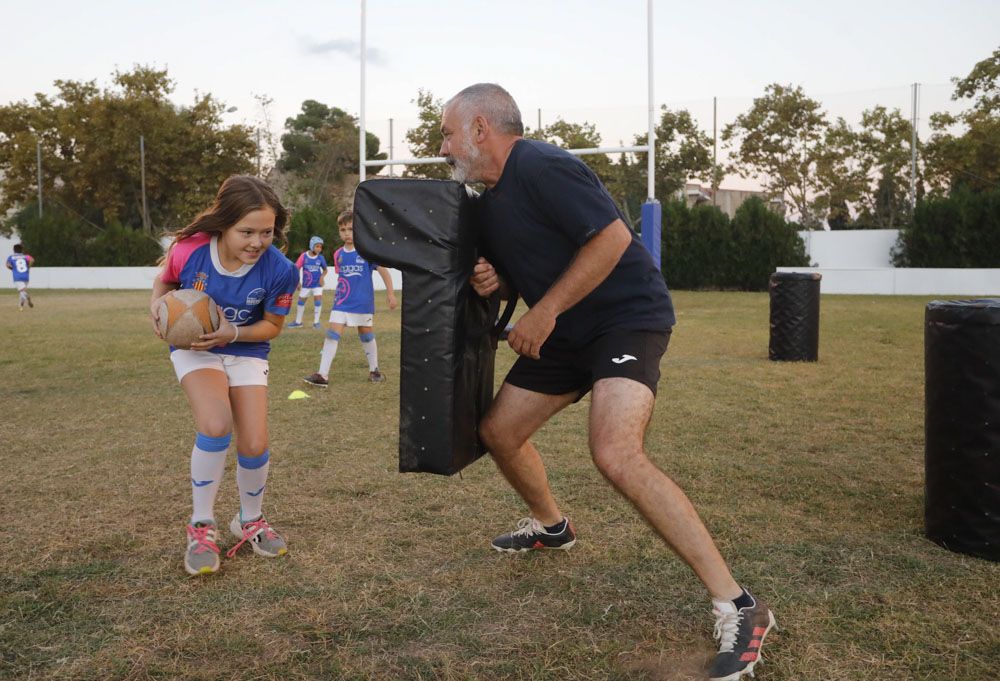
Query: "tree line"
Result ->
[[1, 47, 997, 280]]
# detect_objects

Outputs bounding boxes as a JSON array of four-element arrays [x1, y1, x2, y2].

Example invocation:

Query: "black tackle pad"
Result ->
[[353, 179, 515, 475]]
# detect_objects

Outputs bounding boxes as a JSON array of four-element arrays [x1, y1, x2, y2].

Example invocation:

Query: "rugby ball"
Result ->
[[157, 289, 221, 349]]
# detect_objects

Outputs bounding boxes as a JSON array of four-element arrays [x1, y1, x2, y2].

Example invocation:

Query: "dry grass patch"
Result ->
[[1, 289, 997, 680]]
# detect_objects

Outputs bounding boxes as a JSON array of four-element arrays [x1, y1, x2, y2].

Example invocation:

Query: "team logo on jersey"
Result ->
[[276, 293, 293, 307], [340, 263, 365, 277], [335, 277, 351, 305], [246, 288, 266, 306], [192, 272, 209, 292]]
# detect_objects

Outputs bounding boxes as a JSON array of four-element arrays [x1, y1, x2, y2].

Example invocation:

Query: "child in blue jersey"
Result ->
[[149, 175, 299, 576], [304, 209, 397, 386], [6, 244, 35, 310], [288, 235, 328, 328]]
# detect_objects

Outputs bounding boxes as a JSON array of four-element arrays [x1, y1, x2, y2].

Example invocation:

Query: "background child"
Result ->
[[289, 235, 328, 328], [150, 175, 299, 576], [304, 209, 397, 386], [6, 243, 34, 310]]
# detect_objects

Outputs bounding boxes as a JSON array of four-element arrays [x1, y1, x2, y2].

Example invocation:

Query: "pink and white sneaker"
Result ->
[[226, 514, 288, 558], [184, 521, 221, 576]]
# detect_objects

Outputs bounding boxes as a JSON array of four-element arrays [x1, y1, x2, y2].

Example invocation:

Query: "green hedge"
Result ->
[[285, 205, 344, 258], [10, 202, 353, 266], [660, 197, 809, 291], [11, 206, 163, 266], [893, 188, 1000, 267]]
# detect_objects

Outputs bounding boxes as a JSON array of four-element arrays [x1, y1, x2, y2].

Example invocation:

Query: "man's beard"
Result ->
[[449, 137, 481, 184]]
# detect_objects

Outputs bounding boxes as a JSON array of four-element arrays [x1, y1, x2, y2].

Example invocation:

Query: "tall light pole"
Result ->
[[36, 140, 43, 217], [256, 128, 262, 176], [140, 135, 150, 232], [910, 82, 920, 210], [712, 96, 718, 206]]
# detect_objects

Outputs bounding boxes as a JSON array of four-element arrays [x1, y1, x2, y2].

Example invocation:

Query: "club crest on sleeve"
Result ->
[[246, 288, 266, 306]]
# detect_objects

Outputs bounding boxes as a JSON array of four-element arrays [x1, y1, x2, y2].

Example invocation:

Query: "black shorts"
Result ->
[[504, 329, 671, 400]]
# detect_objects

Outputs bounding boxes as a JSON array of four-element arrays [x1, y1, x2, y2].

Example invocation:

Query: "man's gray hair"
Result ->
[[446, 83, 524, 136]]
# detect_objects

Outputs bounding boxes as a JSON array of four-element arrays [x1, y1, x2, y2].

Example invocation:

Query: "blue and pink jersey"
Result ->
[[333, 247, 377, 314], [160, 233, 298, 359], [294, 251, 328, 289], [6, 253, 33, 282]]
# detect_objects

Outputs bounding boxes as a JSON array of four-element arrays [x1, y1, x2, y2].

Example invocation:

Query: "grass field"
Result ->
[[1, 289, 998, 680]]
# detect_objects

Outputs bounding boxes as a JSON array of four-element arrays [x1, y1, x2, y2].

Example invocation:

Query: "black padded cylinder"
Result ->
[[925, 299, 1000, 562], [768, 272, 822, 361]]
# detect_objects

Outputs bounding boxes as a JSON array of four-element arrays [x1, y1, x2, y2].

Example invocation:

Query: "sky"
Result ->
[[2, 0, 999, 188]]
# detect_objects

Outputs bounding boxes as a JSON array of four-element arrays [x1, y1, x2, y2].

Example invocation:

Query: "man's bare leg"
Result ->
[[589, 377, 741, 601], [479, 382, 577, 526]]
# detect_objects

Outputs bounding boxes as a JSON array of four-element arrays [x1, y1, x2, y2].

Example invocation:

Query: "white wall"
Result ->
[[1, 266, 403, 291], [785, 228, 1000, 294], [799, 229, 898, 268], [7, 229, 996, 296], [776, 267, 1000, 296], [0, 233, 403, 290], [0, 233, 17, 264]]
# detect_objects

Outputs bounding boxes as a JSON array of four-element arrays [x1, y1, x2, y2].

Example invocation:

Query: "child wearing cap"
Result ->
[[289, 236, 329, 328]]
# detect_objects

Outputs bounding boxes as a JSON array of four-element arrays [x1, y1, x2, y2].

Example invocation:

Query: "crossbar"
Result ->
[[363, 145, 650, 168]]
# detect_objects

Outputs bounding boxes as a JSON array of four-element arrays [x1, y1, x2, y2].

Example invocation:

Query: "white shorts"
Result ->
[[14, 281, 27, 291], [329, 310, 374, 327], [170, 350, 269, 386], [299, 287, 324, 298]]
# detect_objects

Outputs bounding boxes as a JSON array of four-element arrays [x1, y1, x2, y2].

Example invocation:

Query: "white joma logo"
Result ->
[[611, 354, 637, 364]]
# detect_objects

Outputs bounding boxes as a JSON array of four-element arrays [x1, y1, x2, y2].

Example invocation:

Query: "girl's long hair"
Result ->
[[168, 175, 289, 251]]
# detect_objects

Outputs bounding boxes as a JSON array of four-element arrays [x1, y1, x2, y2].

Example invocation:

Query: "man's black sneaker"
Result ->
[[303, 372, 328, 387], [490, 517, 576, 553], [709, 592, 775, 680], [368, 369, 385, 383]]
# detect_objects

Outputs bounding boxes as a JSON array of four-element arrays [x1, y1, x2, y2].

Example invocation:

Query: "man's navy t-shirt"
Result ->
[[477, 138, 675, 348]]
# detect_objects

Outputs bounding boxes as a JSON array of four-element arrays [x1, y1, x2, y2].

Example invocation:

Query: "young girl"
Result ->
[[150, 175, 299, 576]]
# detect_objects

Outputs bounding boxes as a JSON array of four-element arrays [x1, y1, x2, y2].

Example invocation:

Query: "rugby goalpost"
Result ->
[[357, 0, 661, 267]]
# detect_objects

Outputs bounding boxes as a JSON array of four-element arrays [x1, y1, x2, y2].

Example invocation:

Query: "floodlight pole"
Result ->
[[359, 0, 367, 182], [36, 140, 43, 217], [910, 82, 919, 210], [713, 96, 718, 206], [140, 135, 150, 232], [256, 128, 262, 176]]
